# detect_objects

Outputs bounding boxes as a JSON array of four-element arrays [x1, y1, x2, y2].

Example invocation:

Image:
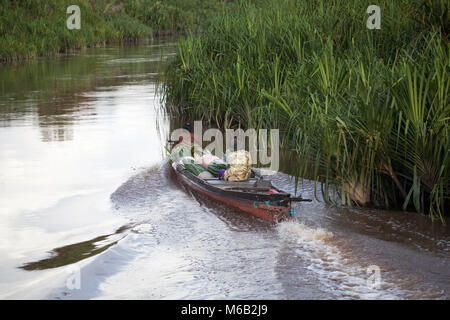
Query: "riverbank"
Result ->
[[0, 0, 231, 63], [162, 0, 449, 222]]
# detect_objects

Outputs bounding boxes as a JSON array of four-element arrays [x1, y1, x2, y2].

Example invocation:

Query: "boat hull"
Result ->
[[173, 165, 291, 223]]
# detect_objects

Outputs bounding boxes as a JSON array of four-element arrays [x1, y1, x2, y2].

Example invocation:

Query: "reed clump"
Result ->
[[163, 0, 449, 222]]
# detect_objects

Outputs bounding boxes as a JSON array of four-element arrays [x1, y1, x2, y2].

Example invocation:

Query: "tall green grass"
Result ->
[[163, 0, 449, 222], [0, 0, 153, 62], [121, 0, 230, 34], [0, 0, 231, 62]]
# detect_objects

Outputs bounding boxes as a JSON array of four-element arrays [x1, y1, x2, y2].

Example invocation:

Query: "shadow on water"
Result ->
[[20, 225, 132, 271]]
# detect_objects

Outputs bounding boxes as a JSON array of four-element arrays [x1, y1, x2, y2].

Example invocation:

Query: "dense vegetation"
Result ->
[[0, 0, 230, 62], [162, 0, 449, 222], [121, 0, 231, 35]]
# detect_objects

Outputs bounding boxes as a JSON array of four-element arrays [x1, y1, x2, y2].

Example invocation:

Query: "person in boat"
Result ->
[[219, 137, 252, 182], [170, 121, 207, 166], [173, 122, 200, 146]]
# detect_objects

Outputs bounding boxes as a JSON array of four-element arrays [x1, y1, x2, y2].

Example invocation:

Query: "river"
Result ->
[[0, 38, 448, 300]]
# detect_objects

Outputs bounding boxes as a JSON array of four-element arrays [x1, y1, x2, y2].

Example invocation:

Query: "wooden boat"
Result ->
[[171, 161, 310, 223]]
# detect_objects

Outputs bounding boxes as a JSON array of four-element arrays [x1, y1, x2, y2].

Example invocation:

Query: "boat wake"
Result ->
[[277, 219, 446, 299], [278, 220, 334, 242], [40, 165, 447, 300]]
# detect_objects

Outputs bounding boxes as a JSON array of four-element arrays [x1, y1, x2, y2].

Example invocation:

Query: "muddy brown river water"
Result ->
[[0, 38, 448, 299]]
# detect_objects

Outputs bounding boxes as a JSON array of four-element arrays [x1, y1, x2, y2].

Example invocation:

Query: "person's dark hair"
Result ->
[[183, 122, 191, 131]]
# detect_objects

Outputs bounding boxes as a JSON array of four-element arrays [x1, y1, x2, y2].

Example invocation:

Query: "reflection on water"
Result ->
[[0, 39, 174, 299], [0, 38, 449, 300], [0, 43, 172, 141], [20, 225, 130, 271]]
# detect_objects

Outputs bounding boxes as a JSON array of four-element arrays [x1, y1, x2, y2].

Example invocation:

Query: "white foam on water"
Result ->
[[277, 220, 406, 299], [278, 220, 334, 242]]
